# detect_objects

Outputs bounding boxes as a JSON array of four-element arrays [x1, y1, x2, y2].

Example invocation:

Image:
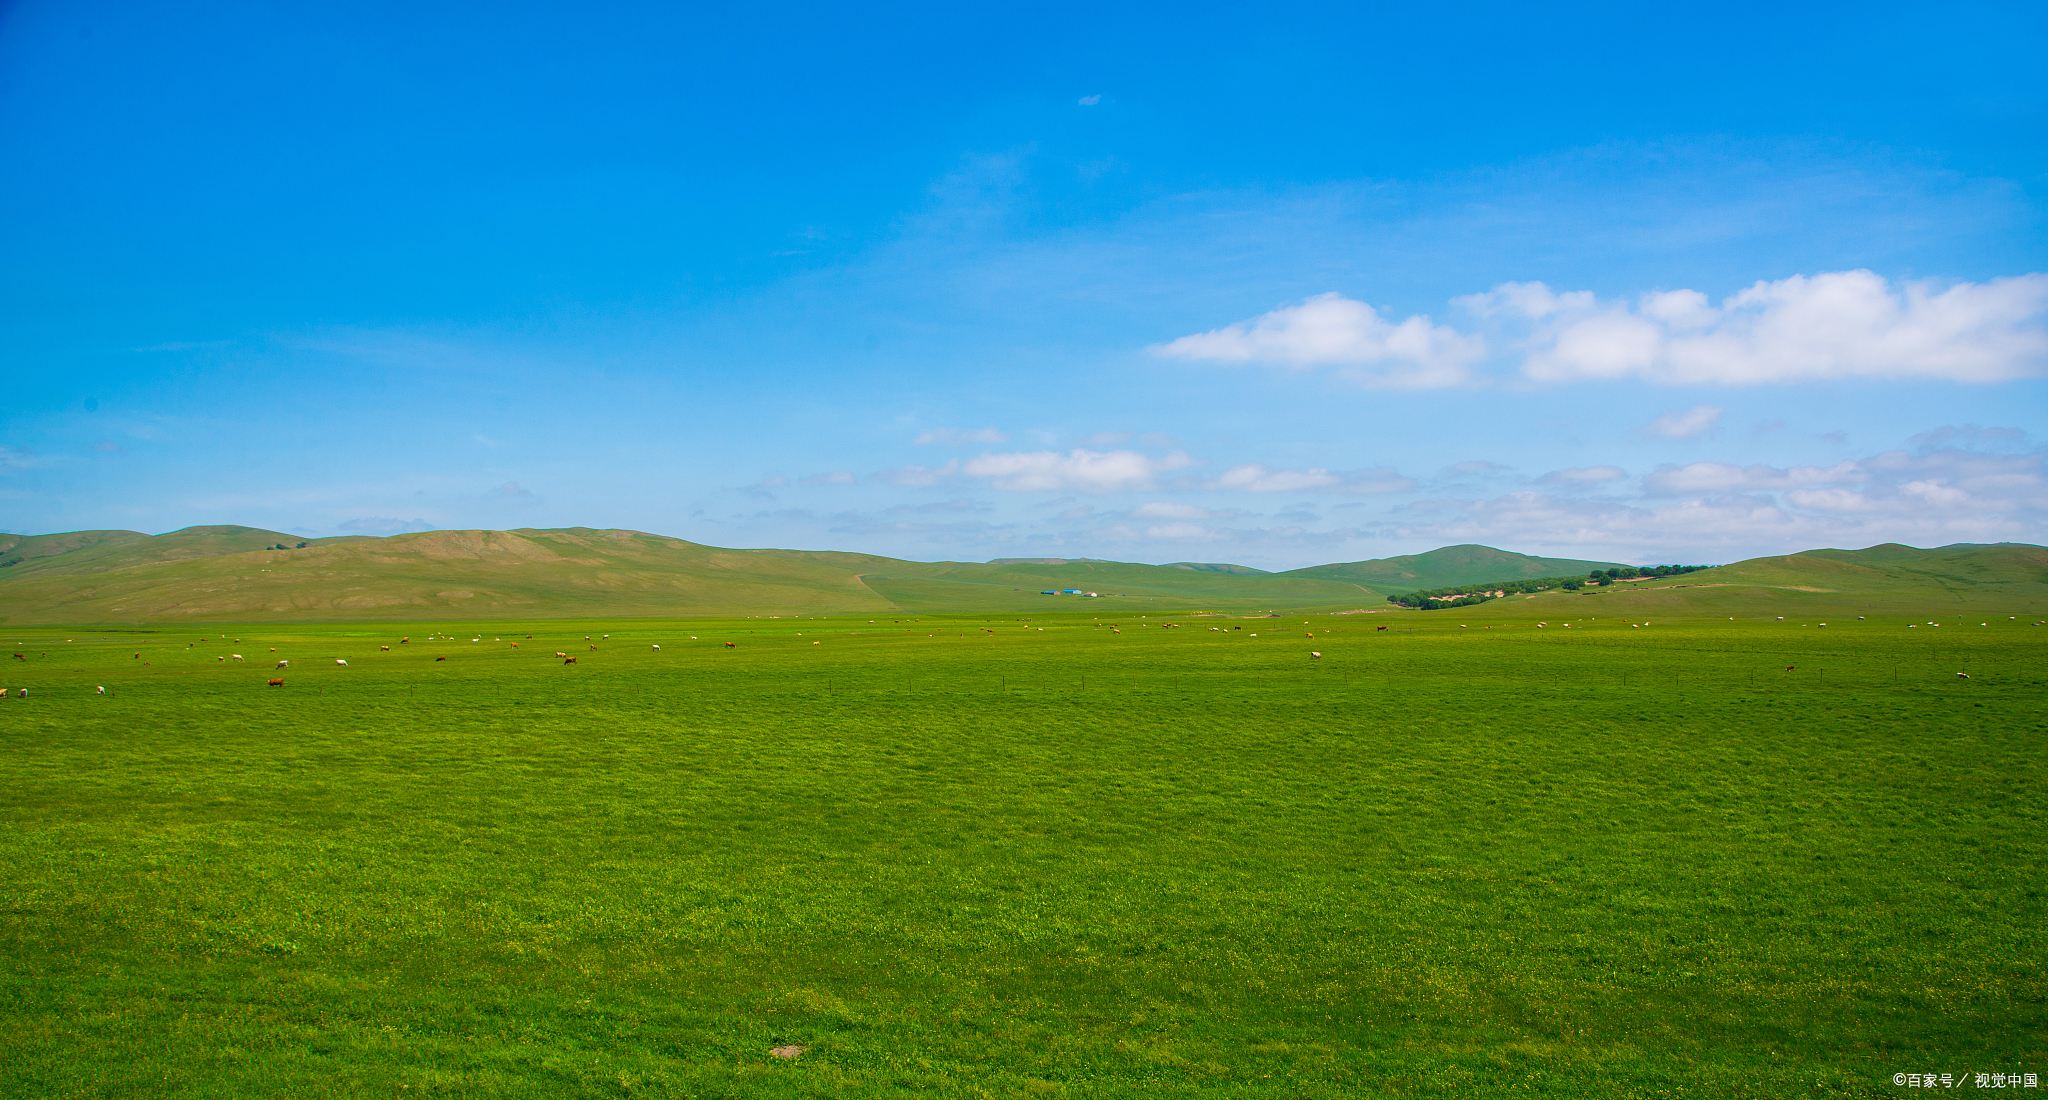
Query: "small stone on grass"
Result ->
[[770, 1045, 805, 1060]]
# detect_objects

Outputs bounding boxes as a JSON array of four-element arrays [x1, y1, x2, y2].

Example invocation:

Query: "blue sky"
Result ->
[[2, 1, 2043, 569]]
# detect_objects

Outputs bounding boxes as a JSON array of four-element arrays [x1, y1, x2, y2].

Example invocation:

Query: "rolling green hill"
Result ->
[[1279, 543, 1625, 590], [2, 526, 2042, 623], [0, 525, 309, 579], [0, 527, 1380, 622], [1445, 541, 2048, 621]]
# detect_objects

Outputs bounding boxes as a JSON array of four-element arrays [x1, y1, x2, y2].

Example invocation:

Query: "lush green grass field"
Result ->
[[1, 606, 2042, 1097]]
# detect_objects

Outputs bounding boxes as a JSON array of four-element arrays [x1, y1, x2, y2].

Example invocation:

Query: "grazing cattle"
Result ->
[[335, 659, 348, 666], [12, 653, 25, 661], [96, 685, 105, 695], [1376, 626, 1387, 632], [436, 656, 448, 662], [217, 656, 225, 662], [564, 656, 577, 664], [651, 644, 660, 650], [381, 645, 391, 651], [589, 645, 597, 651], [1785, 665, 1796, 671], [1310, 651, 1322, 659], [1305, 632, 1314, 638], [725, 641, 737, 648], [555, 651, 567, 658], [267, 679, 284, 687], [400, 637, 409, 643], [511, 643, 518, 648], [1956, 672, 1970, 679], [232, 654, 243, 661], [277, 660, 288, 668]]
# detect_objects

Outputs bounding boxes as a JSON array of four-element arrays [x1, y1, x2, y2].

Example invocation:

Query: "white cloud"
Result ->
[[1520, 271, 2048, 385], [1455, 281, 1596, 320], [1207, 463, 1417, 494], [1208, 464, 1338, 492], [1400, 442, 2047, 559], [1644, 405, 1723, 439], [1542, 465, 1628, 483], [1133, 501, 1233, 520], [1145, 522, 1224, 540], [959, 449, 1196, 492], [915, 427, 1010, 445], [1161, 272, 2046, 390], [1642, 460, 1861, 495], [1152, 292, 1487, 388], [1077, 94, 1102, 106]]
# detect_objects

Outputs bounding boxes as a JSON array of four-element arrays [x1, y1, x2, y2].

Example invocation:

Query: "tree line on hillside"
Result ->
[[1384, 564, 1711, 610]]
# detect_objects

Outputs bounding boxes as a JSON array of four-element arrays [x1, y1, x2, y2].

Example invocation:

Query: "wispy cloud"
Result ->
[[1206, 463, 1416, 494], [1541, 465, 1628, 484], [914, 427, 1009, 445], [0, 447, 53, 472], [1643, 405, 1723, 439], [958, 449, 1197, 492]]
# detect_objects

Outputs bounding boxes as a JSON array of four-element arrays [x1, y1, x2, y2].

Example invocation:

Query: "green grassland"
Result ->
[[2, 590, 2043, 1096]]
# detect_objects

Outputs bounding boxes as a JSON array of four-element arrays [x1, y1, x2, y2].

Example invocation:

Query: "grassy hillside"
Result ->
[[1281, 543, 1624, 589], [0, 525, 308, 578], [1431, 541, 2048, 622], [0, 528, 900, 622], [0, 528, 1384, 623], [4, 527, 2043, 624]]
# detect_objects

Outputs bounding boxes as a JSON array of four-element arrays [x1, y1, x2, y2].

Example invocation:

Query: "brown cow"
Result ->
[[436, 656, 448, 662], [564, 656, 578, 664], [381, 645, 391, 651], [1376, 626, 1388, 632], [267, 678, 284, 687], [725, 641, 736, 648]]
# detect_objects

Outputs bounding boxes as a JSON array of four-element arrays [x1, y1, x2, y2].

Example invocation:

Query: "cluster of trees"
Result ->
[[1386, 564, 1712, 610], [1586, 564, 1706, 585], [267, 542, 309, 550], [1384, 574, 1586, 610]]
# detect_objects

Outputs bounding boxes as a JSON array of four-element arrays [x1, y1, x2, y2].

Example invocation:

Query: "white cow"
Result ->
[[335, 659, 348, 666], [277, 660, 289, 668]]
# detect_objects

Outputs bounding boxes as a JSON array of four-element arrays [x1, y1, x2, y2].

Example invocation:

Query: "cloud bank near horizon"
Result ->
[[1155, 270, 2048, 388]]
